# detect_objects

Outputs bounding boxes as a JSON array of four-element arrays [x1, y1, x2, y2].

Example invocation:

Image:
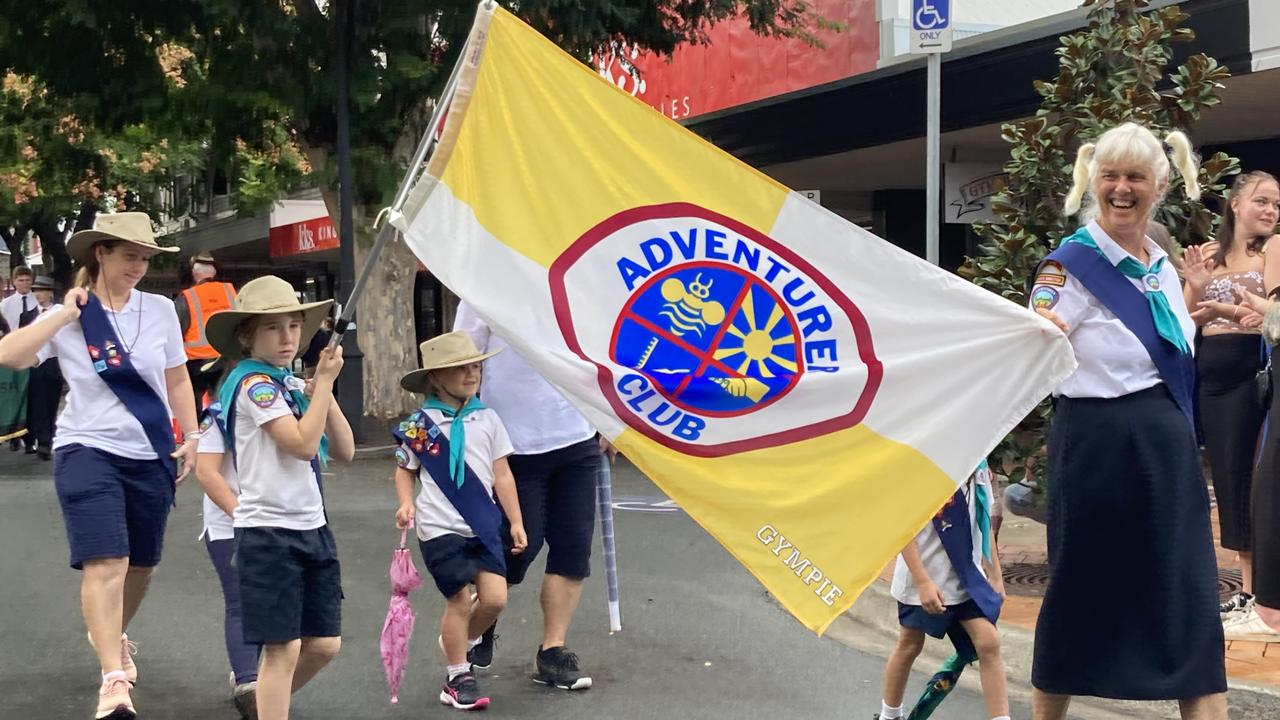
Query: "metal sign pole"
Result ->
[[926, 52, 941, 266]]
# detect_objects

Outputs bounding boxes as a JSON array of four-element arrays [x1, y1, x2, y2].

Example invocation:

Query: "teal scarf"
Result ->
[[974, 473, 992, 563], [218, 358, 328, 466], [1067, 228, 1190, 354], [424, 395, 487, 488]]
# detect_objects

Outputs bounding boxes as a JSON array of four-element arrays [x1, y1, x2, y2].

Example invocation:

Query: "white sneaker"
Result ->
[[1223, 608, 1280, 642]]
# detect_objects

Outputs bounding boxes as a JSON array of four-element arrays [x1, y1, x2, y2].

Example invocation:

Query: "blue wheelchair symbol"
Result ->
[[913, 0, 950, 30]]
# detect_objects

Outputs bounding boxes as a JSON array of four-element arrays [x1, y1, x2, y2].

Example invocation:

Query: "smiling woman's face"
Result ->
[[1094, 163, 1163, 238]]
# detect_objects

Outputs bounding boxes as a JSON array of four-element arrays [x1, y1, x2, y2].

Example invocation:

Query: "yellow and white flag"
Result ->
[[394, 2, 1075, 633]]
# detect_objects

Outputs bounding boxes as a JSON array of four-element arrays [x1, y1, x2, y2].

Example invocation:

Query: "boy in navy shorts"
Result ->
[[393, 331, 527, 711], [204, 276, 355, 720], [879, 461, 1009, 720]]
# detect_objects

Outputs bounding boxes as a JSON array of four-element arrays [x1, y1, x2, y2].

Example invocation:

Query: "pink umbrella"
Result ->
[[380, 528, 423, 704]]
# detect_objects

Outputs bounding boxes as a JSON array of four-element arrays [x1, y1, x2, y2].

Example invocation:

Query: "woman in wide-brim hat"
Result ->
[[0, 211, 196, 719], [204, 274, 355, 720]]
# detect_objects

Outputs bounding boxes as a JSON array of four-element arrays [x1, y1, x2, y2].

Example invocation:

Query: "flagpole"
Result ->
[[596, 454, 623, 632], [329, 35, 469, 344]]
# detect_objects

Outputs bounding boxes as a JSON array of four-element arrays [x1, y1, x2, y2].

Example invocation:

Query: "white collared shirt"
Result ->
[[891, 466, 994, 606], [453, 301, 596, 455], [196, 420, 239, 542], [1, 291, 33, 331], [1029, 222, 1195, 399], [34, 290, 186, 459]]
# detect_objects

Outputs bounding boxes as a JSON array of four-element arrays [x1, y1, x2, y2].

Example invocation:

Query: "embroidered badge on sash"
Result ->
[[87, 345, 100, 359], [1031, 286, 1060, 309], [395, 446, 411, 468], [244, 374, 280, 408], [428, 425, 441, 440], [427, 442, 441, 457], [93, 360, 107, 373], [199, 415, 214, 432], [107, 356, 122, 367]]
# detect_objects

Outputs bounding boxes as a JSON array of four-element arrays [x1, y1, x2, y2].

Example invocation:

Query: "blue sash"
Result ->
[[1045, 240, 1197, 429], [394, 409, 506, 570], [79, 293, 176, 480], [932, 484, 1002, 624]]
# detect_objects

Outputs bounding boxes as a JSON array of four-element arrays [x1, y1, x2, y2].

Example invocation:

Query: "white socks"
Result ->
[[879, 701, 904, 719], [447, 662, 471, 680], [991, 716, 1011, 720]]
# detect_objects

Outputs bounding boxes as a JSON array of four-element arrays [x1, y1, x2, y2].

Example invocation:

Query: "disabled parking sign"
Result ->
[[911, 0, 953, 54]]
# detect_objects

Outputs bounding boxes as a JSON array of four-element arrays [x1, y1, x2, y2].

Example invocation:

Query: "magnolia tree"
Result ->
[[958, 0, 1239, 488]]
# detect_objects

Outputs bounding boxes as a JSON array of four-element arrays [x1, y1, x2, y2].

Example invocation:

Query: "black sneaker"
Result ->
[[468, 624, 497, 670], [439, 672, 489, 711], [1220, 591, 1254, 616], [532, 646, 592, 691]]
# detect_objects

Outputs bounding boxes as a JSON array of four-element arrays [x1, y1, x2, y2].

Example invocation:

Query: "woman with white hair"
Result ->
[[1028, 122, 1227, 719]]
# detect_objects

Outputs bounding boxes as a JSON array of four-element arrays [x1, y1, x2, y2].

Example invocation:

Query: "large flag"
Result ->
[[394, 2, 1076, 633]]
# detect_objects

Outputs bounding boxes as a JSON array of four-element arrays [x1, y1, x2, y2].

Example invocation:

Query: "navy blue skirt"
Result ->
[[1032, 386, 1226, 700]]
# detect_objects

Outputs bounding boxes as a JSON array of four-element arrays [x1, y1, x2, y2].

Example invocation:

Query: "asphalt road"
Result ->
[[0, 449, 1027, 719]]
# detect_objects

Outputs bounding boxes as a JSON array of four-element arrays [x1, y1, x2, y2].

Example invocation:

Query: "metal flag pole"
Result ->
[[328, 37, 469, 345], [595, 453, 623, 632]]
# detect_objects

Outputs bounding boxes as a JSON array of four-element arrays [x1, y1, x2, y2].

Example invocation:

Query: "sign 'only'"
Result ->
[[910, 0, 953, 54]]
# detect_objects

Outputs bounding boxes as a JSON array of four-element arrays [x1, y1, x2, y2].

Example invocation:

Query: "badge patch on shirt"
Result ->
[[246, 376, 280, 408], [395, 446, 411, 468], [1031, 286, 1060, 309], [199, 415, 214, 432], [1143, 273, 1160, 292], [1034, 261, 1066, 287]]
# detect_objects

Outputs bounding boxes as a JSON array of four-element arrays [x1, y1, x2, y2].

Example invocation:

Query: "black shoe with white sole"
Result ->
[[468, 624, 497, 670], [533, 646, 592, 691]]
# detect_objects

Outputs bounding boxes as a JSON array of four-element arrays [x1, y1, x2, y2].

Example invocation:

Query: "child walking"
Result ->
[[879, 460, 1009, 720], [195, 395, 261, 719], [204, 276, 356, 720], [392, 331, 527, 711]]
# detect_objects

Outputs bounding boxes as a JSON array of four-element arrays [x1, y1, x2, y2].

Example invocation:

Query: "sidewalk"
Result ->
[[825, 499, 1280, 719]]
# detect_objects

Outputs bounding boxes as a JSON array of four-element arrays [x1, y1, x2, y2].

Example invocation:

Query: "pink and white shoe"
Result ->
[[87, 632, 138, 684], [95, 670, 135, 719]]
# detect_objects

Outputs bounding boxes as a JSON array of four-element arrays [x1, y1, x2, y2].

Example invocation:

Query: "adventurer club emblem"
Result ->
[[550, 203, 882, 456]]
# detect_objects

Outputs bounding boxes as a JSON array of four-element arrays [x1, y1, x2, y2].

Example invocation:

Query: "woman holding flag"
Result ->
[[0, 212, 199, 720], [1027, 123, 1226, 719]]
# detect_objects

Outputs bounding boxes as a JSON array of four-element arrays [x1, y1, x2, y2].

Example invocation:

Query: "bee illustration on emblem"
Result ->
[[658, 274, 726, 338]]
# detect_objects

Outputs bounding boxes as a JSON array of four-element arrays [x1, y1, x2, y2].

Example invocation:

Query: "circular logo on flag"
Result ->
[[550, 202, 882, 456]]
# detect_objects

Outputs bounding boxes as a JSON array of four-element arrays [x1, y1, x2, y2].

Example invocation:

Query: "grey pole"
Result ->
[[926, 51, 941, 266]]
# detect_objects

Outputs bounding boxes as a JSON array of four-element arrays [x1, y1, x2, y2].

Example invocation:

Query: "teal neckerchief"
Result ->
[[218, 358, 328, 466], [974, 461, 992, 563], [1066, 227, 1190, 354], [423, 395, 487, 488]]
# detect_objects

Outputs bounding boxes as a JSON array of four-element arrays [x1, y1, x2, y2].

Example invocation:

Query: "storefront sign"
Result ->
[[945, 164, 1008, 224], [595, 0, 878, 120], [269, 215, 339, 257]]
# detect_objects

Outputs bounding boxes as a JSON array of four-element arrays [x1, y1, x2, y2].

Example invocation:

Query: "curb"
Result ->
[[823, 580, 1280, 719], [352, 443, 396, 460]]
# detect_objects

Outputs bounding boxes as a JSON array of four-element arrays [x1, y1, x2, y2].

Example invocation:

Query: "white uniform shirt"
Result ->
[[230, 374, 325, 531], [891, 466, 994, 606], [1, 291, 34, 331], [196, 416, 239, 541], [35, 291, 185, 459], [397, 406, 514, 543], [1030, 222, 1195, 399], [453, 301, 595, 455]]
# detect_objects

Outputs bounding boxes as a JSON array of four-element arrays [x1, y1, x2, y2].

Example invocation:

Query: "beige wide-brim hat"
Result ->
[[400, 330, 502, 393], [205, 276, 333, 361], [65, 212, 180, 264]]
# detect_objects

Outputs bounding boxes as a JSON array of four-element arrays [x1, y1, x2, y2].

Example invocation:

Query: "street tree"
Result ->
[[0, 0, 836, 425], [957, 0, 1238, 489]]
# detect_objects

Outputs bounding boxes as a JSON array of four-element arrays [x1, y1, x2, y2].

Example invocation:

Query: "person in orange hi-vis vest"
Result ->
[[175, 253, 236, 411]]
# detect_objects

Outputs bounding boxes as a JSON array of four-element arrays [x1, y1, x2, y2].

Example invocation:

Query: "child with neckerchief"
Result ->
[[879, 461, 1009, 720], [392, 331, 527, 711], [203, 276, 355, 720]]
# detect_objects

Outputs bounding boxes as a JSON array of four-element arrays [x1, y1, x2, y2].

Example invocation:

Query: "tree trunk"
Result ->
[[352, 226, 420, 422]]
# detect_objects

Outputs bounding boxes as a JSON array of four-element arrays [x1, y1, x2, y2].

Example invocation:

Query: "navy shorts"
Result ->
[[235, 526, 342, 644], [419, 533, 506, 599], [503, 439, 598, 584], [898, 599, 991, 660], [53, 443, 174, 570]]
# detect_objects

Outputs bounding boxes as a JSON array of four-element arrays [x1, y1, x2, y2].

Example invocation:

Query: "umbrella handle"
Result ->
[[399, 527, 409, 549]]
